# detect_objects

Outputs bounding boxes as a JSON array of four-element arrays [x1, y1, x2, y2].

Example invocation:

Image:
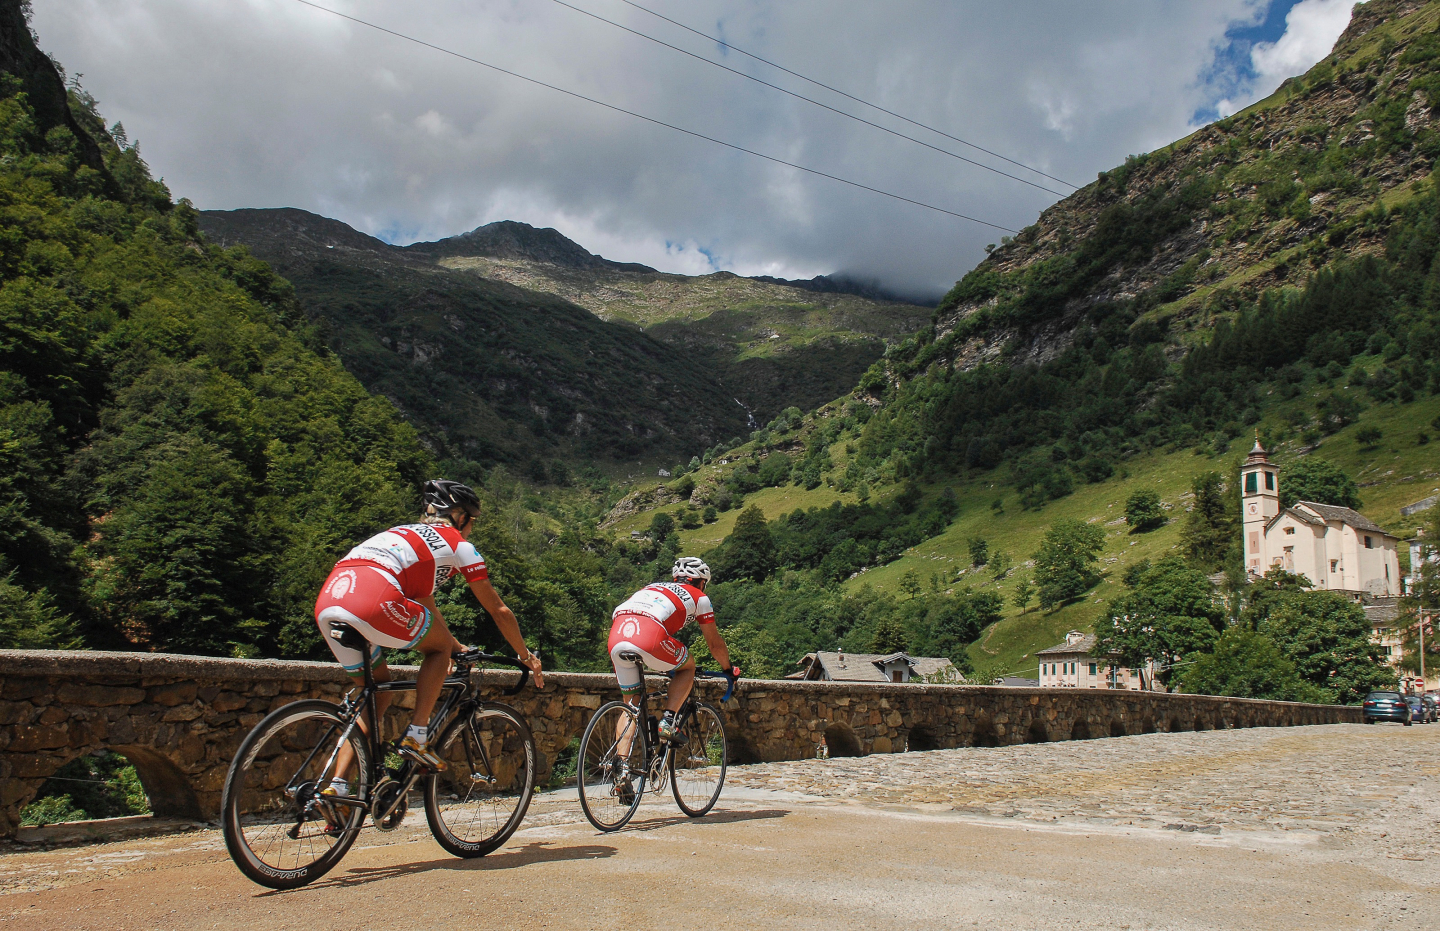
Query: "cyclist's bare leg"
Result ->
[[665, 656, 695, 714], [410, 615, 462, 731], [333, 661, 393, 784], [616, 692, 641, 758]]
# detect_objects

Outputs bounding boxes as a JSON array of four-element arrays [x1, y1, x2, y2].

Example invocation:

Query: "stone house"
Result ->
[[1036, 631, 1149, 690], [1241, 440, 1401, 595], [793, 651, 958, 684]]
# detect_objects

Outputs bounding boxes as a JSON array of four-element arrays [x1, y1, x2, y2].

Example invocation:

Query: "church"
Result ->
[[1241, 440, 1401, 596]]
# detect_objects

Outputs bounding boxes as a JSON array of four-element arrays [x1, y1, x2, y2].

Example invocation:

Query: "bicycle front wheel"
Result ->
[[577, 700, 645, 832], [670, 702, 727, 817], [423, 702, 537, 857], [221, 699, 369, 889]]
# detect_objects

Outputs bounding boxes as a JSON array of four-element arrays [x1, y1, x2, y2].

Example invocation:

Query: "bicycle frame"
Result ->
[[618, 662, 735, 795], [314, 623, 529, 820]]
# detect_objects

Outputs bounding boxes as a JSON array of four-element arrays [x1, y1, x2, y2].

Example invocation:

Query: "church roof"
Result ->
[[1294, 501, 1392, 536]]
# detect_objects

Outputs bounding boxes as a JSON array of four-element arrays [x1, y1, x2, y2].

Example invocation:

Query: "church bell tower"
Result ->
[[1241, 436, 1279, 575]]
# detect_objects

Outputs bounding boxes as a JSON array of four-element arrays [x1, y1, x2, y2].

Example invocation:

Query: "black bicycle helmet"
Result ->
[[422, 479, 482, 522]]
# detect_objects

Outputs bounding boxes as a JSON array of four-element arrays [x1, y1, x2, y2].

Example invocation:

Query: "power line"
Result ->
[[289, 0, 1018, 233], [546, 0, 1066, 198], [616, 0, 1079, 190]]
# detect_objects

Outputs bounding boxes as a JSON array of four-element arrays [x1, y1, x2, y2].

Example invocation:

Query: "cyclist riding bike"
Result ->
[[313, 479, 544, 799], [608, 557, 739, 748]]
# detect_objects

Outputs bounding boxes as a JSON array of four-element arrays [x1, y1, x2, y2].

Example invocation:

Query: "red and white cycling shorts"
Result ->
[[608, 612, 689, 694], [314, 561, 433, 671]]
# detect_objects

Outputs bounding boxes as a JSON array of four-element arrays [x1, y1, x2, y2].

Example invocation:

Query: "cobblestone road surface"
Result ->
[[2, 723, 1437, 930]]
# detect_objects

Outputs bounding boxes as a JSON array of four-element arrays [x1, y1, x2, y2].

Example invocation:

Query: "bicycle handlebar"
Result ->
[[693, 668, 740, 702], [452, 649, 531, 696]]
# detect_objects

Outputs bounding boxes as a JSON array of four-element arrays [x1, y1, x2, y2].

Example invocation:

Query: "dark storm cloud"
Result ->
[[33, 0, 1355, 295]]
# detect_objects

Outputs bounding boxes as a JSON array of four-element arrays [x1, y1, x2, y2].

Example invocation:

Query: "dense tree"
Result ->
[[1124, 491, 1167, 532], [1243, 570, 1392, 703], [1278, 457, 1361, 509], [1032, 518, 1106, 609], [869, 615, 910, 654], [1182, 627, 1327, 702], [1092, 557, 1224, 688]]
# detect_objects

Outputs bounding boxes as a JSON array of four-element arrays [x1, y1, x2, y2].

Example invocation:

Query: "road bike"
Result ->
[[576, 653, 735, 832], [221, 622, 537, 889]]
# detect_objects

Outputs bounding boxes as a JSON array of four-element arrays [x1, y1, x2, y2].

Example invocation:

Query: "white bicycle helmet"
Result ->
[[672, 556, 711, 584]]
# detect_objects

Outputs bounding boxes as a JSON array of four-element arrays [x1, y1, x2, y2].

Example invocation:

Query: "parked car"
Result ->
[[1405, 696, 1427, 724], [1424, 695, 1439, 724], [1363, 691, 1412, 725]]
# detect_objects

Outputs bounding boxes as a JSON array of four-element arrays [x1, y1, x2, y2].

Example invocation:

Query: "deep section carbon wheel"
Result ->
[[423, 701, 536, 857]]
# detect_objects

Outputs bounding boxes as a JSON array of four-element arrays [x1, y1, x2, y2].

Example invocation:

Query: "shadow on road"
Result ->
[[619, 808, 790, 834], [256, 841, 616, 895]]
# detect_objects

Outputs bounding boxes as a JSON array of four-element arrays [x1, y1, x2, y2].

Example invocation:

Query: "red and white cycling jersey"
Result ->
[[612, 582, 714, 636], [337, 523, 488, 599]]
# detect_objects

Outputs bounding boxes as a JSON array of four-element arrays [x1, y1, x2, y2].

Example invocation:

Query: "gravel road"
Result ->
[[2, 723, 1437, 930]]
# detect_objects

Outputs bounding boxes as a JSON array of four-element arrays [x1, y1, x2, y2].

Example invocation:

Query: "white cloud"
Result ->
[[33, 0, 1354, 295], [1217, 0, 1362, 118]]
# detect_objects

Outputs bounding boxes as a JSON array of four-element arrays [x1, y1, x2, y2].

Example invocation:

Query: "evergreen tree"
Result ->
[[869, 615, 909, 654], [716, 505, 776, 582], [1181, 471, 1234, 571]]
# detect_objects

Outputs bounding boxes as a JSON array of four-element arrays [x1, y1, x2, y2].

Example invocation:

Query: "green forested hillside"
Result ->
[[196, 208, 751, 471], [0, 8, 431, 657], [607, 0, 1440, 691]]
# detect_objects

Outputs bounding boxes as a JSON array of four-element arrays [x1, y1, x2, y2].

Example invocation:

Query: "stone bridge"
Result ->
[[0, 650, 1359, 838]]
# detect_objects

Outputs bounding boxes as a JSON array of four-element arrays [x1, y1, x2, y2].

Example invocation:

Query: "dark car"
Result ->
[[1405, 696, 1426, 724], [1363, 691, 1412, 725], [1424, 695, 1439, 724]]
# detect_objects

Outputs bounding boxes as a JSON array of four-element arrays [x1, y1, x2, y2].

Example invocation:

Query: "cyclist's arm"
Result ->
[[699, 622, 738, 678], [468, 577, 545, 688]]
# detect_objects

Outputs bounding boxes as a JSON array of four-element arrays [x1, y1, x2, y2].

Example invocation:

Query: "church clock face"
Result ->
[[1248, 503, 1258, 515]]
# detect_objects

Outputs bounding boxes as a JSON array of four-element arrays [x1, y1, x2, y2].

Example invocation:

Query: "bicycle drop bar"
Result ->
[[689, 668, 739, 702], [453, 649, 532, 696]]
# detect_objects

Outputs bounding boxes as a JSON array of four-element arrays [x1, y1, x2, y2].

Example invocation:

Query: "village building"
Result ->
[[1240, 439, 1401, 595], [1036, 631, 1151, 690], [792, 651, 958, 684]]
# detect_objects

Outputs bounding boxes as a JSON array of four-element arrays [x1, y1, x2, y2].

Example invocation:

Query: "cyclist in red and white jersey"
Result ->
[[314, 479, 543, 784], [609, 557, 738, 743]]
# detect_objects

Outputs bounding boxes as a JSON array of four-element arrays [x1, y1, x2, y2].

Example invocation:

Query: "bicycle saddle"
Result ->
[[327, 622, 369, 651], [617, 650, 643, 663]]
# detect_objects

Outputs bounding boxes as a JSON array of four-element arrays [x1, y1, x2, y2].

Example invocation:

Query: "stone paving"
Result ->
[[2, 723, 1438, 929], [726, 722, 1440, 844]]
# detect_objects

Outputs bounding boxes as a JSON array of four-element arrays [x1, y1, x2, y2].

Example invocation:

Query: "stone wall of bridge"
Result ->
[[0, 650, 1360, 838]]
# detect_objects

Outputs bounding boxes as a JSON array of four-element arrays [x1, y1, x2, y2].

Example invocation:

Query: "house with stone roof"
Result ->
[[1240, 440, 1401, 596], [1036, 631, 1150, 690], [792, 651, 958, 684]]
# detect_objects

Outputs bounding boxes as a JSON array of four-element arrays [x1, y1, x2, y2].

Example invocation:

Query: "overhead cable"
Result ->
[[616, 0, 1079, 190], [547, 0, 1066, 198], [289, 0, 1018, 232]]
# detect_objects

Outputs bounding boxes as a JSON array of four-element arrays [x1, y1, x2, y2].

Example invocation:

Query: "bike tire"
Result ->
[[577, 700, 645, 832], [670, 702, 727, 817], [221, 699, 369, 889], [423, 701, 537, 857]]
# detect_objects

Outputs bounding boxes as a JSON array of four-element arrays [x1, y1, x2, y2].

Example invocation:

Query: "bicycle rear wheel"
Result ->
[[577, 700, 645, 832], [670, 702, 727, 817], [221, 699, 369, 889], [423, 702, 536, 857]]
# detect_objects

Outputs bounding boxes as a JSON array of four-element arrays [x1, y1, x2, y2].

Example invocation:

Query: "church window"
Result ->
[[1284, 526, 1295, 535], [1249, 531, 1259, 553], [1330, 559, 1338, 573], [1245, 472, 1258, 494], [1364, 535, 1374, 549], [1265, 471, 1275, 491]]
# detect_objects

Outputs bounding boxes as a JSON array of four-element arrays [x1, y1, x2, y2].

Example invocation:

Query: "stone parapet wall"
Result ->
[[0, 650, 1359, 838]]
